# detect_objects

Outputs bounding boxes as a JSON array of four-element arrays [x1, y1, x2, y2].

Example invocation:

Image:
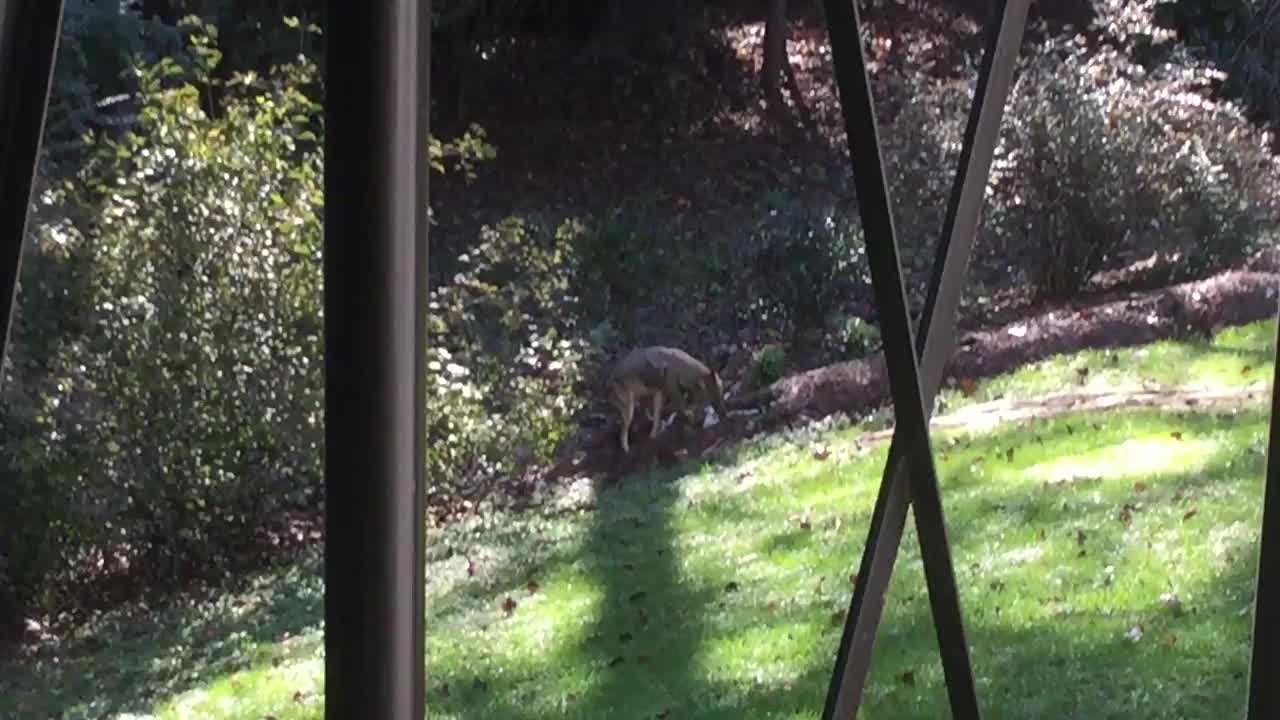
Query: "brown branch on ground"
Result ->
[[737, 269, 1279, 429]]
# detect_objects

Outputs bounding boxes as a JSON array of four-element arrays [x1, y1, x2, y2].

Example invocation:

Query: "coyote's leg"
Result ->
[[613, 388, 634, 453], [665, 375, 692, 425], [650, 392, 664, 438]]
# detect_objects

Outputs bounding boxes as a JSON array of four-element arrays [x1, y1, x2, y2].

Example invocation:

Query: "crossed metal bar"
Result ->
[[818, 1, 1025, 717], [1, 2, 1279, 720]]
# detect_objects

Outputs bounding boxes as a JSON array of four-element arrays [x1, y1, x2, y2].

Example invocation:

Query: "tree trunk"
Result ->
[[761, 0, 814, 135], [762, 0, 789, 123]]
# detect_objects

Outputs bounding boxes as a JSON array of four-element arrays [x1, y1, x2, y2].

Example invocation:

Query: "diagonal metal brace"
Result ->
[[819, 1, 1030, 718], [0, 0, 65, 377]]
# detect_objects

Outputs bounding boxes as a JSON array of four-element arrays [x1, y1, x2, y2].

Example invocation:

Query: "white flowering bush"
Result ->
[[986, 29, 1280, 298], [424, 216, 589, 500]]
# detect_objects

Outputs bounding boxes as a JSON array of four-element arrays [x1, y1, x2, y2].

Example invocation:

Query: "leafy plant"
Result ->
[[424, 216, 589, 499], [750, 344, 787, 388], [749, 196, 868, 338], [837, 315, 882, 358], [988, 33, 1280, 298], [1148, 0, 1280, 131], [43, 0, 189, 170], [0, 17, 325, 619]]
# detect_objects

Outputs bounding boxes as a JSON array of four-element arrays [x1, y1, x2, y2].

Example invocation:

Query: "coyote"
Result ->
[[606, 346, 727, 453]]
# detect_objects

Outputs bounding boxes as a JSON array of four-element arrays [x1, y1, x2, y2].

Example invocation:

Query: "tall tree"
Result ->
[[761, 0, 814, 135]]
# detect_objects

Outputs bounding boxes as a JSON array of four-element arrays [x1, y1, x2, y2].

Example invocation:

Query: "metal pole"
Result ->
[[0, 0, 64, 372], [322, 2, 430, 718], [1247, 313, 1280, 719]]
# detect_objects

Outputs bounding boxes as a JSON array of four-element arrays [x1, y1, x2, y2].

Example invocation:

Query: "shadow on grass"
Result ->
[[3, 401, 1270, 719], [0, 552, 324, 718], [426, 406, 1268, 718]]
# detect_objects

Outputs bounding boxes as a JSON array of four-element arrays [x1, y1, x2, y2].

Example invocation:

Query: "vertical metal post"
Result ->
[[1247, 313, 1280, 719], [322, 2, 429, 719], [0, 0, 64, 371]]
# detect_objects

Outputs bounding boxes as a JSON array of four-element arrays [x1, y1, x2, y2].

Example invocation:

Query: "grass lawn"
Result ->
[[2, 321, 1275, 719]]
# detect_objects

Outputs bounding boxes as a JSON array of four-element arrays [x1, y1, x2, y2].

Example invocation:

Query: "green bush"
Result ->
[[568, 206, 659, 315], [988, 33, 1280, 298], [569, 203, 724, 333], [748, 196, 868, 337], [43, 0, 188, 169], [1148, 0, 1280, 131], [876, 66, 973, 288], [70, 23, 324, 572], [0, 17, 579, 623], [837, 315, 881, 358], [424, 216, 589, 498], [0, 19, 326, 616], [750, 344, 787, 388]]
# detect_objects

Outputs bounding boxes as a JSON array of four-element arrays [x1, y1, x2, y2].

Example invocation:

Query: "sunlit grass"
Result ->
[[1, 320, 1274, 719], [936, 320, 1276, 412]]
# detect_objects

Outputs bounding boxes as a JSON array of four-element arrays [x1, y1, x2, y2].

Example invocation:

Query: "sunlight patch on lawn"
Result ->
[[936, 319, 1276, 412], [1021, 434, 1219, 485], [695, 618, 827, 684], [155, 655, 323, 720]]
